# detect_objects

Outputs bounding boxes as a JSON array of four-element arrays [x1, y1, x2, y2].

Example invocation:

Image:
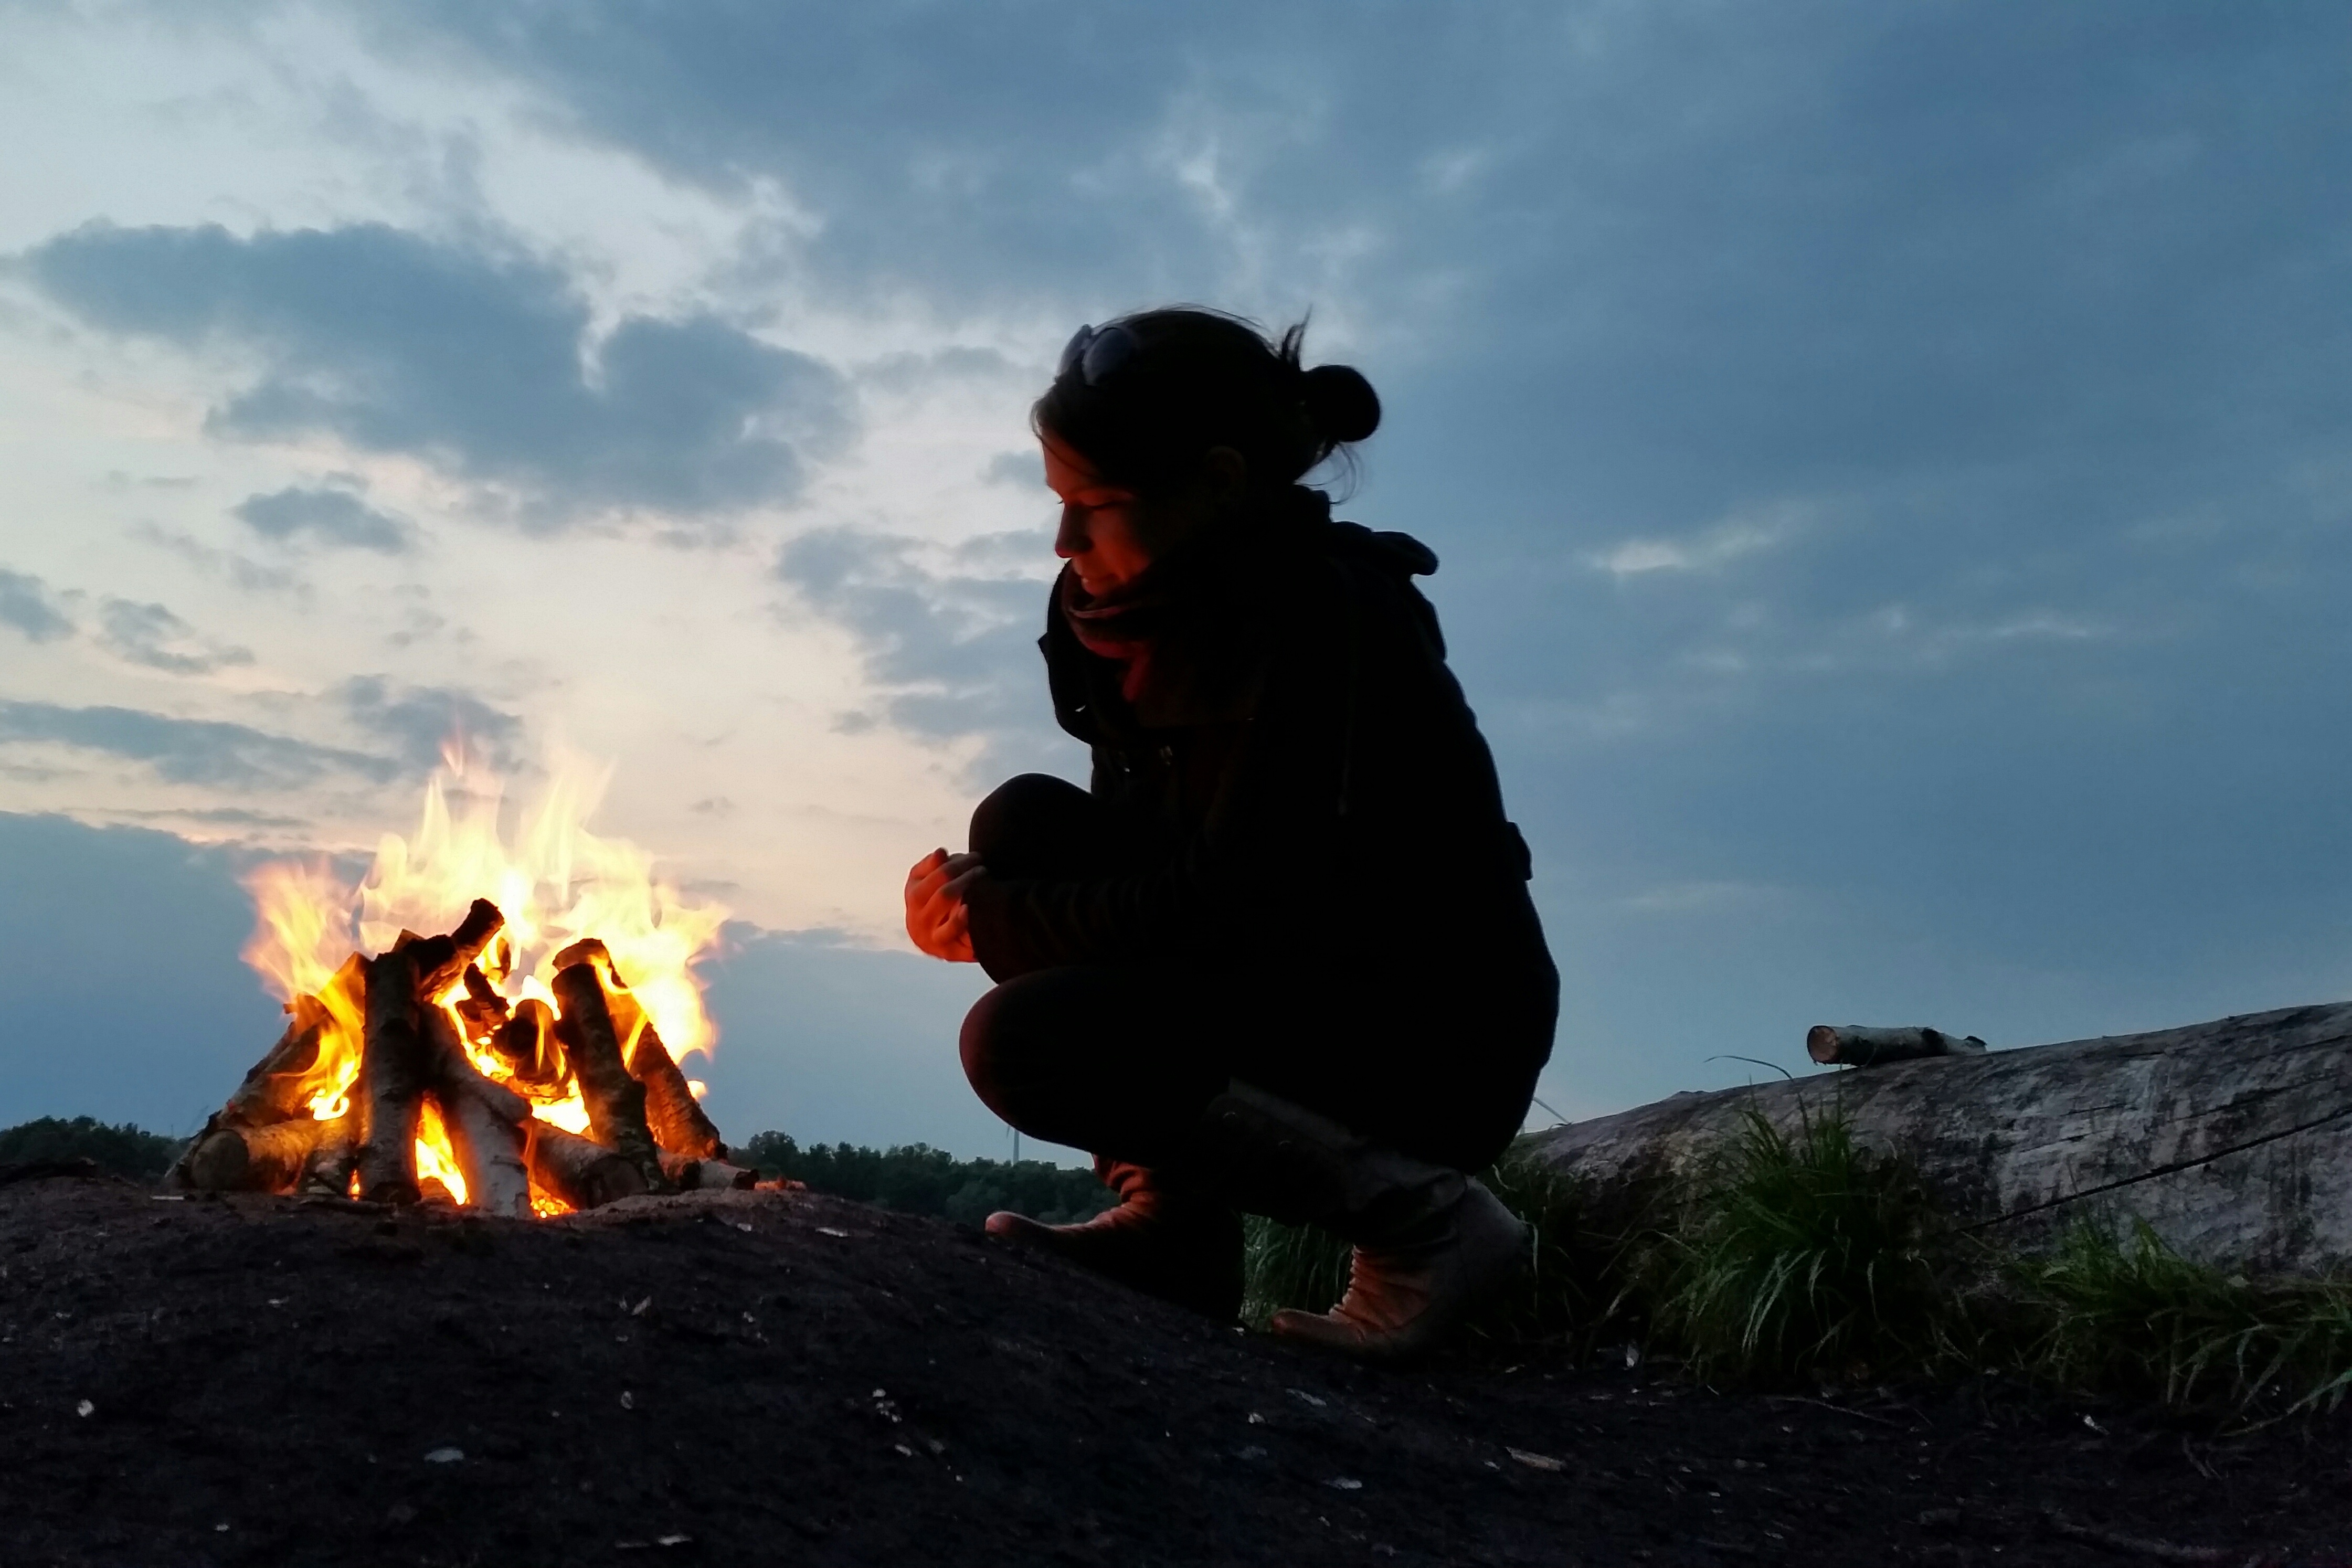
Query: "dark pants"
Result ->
[[957, 774, 1551, 1174]]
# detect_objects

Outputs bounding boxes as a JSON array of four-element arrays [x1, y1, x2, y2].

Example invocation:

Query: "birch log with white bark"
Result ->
[[422, 1010, 532, 1219], [1523, 1002, 2352, 1274], [355, 948, 426, 1204]]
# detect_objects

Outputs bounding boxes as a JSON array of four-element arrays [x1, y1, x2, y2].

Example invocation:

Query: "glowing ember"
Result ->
[[181, 754, 747, 1215]]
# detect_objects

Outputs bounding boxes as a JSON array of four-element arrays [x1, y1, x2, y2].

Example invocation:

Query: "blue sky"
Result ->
[[1, 2, 2347, 1157]]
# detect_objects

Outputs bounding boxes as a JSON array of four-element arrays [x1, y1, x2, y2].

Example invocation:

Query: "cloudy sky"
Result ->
[[2, 2, 2347, 1159]]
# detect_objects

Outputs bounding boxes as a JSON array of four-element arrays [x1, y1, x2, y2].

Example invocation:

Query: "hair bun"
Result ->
[[1301, 363, 1381, 445]]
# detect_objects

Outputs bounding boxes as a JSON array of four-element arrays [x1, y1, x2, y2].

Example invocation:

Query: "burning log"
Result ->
[[551, 962, 672, 1193], [490, 999, 566, 1093], [1806, 1024, 1987, 1067], [553, 937, 724, 1161], [355, 947, 426, 1203], [402, 898, 506, 1000], [221, 1004, 326, 1128], [628, 1022, 723, 1161], [524, 1121, 648, 1209], [176, 1116, 331, 1192], [301, 1113, 358, 1196], [455, 962, 511, 1043], [423, 1010, 533, 1219]]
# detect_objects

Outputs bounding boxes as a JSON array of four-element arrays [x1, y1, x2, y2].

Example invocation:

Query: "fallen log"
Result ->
[[1523, 1001, 2352, 1274], [658, 1151, 757, 1191], [423, 1010, 532, 1219], [1806, 1024, 1986, 1067], [524, 1121, 648, 1210], [550, 961, 671, 1192], [354, 948, 426, 1204], [176, 1116, 331, 1192]]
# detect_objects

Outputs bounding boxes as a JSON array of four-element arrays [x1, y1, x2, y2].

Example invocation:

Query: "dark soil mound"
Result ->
[[2, 1172, 2346, 1566]]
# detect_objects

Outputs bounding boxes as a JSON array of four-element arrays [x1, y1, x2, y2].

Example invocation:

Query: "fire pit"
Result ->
[[167, 764, 759, 1214]]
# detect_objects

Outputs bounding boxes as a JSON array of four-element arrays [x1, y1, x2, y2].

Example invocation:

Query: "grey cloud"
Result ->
[[0, 700, 398, 789], [776, 527, 1069, 774], [101, 471, 200, 491], [981, 450, 1040, 488], [384, 5, 1231, 305], [125, 522, 304, 596], [336, 675, 525, 774], [234, 485, 415, 553], [96, 599, 255, 675], [107, 806, 312, 829], [0, 569, 74, 643], [24, 221, 853, 518]]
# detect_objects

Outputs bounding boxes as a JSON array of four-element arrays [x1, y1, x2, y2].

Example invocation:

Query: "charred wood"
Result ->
[[550, 936, 612, 972], [550, 962, 671, 1192], [553, 939, 722, 1160], [404, 898, 506, 999], [524, 1121, 648, 1209], [355, 947, 426, 1204], [629, 1022, 723, 1160], [455, 962, 511, 1042], [490, 998, 566, 1093]]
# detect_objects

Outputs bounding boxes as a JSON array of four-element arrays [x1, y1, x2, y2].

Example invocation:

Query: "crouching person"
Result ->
[[903, 308, 1558, 1360]]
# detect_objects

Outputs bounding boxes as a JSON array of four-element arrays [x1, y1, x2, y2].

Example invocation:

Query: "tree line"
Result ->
[[0, 1116, 1114, 1225]]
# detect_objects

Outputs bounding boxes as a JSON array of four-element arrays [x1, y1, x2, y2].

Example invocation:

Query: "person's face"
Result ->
[[1043, 435, 1239, 596]]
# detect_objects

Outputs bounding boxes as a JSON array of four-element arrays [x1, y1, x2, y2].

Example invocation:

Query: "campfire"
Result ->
[[168, 762, 759, 1214]]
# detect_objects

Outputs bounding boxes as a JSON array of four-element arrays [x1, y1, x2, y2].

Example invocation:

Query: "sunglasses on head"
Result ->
[[1056, 322, 1141, 387]]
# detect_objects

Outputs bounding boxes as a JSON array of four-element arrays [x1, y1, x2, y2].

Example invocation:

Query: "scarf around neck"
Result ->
[[1056, 487, 1331, 716]]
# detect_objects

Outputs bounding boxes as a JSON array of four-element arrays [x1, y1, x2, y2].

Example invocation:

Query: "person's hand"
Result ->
[[905, 847, 986, 962]]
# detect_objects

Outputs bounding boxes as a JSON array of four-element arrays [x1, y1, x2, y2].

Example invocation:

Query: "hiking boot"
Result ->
[[1267, 1178, 1525, 1360], [986, 1158, 1244, 1320], [1195, 1080, 1527, 1361]]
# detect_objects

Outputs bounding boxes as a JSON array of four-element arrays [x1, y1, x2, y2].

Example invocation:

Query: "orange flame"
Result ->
[[415, 1097, 468, 1206], [241, 755, 728, 1210]]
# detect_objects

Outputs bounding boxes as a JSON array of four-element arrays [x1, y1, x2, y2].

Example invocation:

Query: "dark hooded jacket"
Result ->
[[963, 488, 1557, 1114]]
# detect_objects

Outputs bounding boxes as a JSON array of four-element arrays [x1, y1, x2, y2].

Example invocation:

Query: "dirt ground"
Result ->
[[2, 1168, 2347, 1568]]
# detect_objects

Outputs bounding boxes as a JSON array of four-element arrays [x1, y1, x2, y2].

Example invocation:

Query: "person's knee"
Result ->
[[958, 974, 1054, 1120], [968, 772, 1090, 865]]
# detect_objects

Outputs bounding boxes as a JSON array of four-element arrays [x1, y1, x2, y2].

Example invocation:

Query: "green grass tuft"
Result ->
[[2009, 1219, 2352, 1417], [1649, 1099, 1937, 1382]]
